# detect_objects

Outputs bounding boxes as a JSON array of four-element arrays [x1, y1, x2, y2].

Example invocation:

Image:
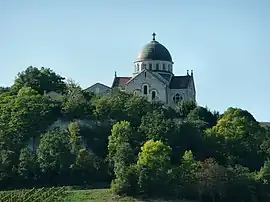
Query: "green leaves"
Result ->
[[18, 148, 39, 180], [188, 106, 219, 128], [207, 107, 266, 169], [212, 107, 261, 140], [137, 140, 171, 196], [137, 140, 171, 168], [12, 66, 66, 94], [1, 66, 270, 201], [139, 110, 175, 141], [61, 83, 93, 120], [0, 89, 60, 152], [108, 121, 136, 195], [37, 129, 73, 173], [176, 99, 197, 118]]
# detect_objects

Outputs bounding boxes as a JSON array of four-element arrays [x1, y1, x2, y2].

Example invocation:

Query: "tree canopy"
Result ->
[[0, 66, 269, 202]]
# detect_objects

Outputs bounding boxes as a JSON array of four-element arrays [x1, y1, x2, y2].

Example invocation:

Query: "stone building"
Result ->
[[85, 33, 196, 107]]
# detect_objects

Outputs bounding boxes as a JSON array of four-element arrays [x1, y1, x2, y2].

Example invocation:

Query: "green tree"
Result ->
[[81, 122, 111, 158], [256, 160, 270, 201], [203, 129, 228, 165], [175, 150, 199, 199], [168, 120, 204, 163], [137, 140, 171, 196], [0, 149, 18, 188], [17, 86, 39, 97], [139, 110, 175, 141], [196, 158, 228, 202], [108, 121, 136, 195], [260, 134, 270, 156], [176, 100, 197, 118], [37, 128, 73, 184], [93, 91, 150, 125], [187, 106, 219, 128], [92, 95, 111, 120], [108, 121, 133, 162], [124, 95, 151, 127], [67, 122, 82, 153], [61, 83, 93, 120], [71, 148, 103, 184], [18, 148, 39, 183], [208, 107, 265, 170], [12, 66, 66, 94], [225, 165, 256, 202], [0, 90, 60, 152], [107, 91, 131, 122]]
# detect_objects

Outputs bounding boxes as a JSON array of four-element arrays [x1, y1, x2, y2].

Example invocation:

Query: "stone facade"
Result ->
[[86, 33, 196, 108]]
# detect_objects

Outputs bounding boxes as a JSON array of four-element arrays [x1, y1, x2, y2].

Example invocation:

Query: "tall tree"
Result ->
[[61, 82, 93, 120], [196, 158, 228, 202], [108, 121, 136, 195], [208, 107, 265, 169], [37, 129, 73, 184], [12, 66, 66, 94], [137, 140, 171, 196], [0, 87, 61, 150], [188, 106, 219, 128], [139, 110, 175, 141]]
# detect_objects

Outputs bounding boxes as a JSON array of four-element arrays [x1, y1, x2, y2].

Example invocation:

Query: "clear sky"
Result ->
[[1, 0, 270, 121]]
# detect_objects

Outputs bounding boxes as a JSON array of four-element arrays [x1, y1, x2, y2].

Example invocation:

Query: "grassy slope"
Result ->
[[64, 189, 195, 202]]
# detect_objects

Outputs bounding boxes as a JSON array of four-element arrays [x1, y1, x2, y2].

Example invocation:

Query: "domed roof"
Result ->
[[136, 33, 173, 62]]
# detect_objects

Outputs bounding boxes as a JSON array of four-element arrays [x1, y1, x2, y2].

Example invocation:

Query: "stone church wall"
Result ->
[[126, 70, 168, 104]]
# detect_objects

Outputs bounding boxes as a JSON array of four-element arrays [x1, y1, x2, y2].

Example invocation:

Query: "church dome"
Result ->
[[136, 33, 173, 62]]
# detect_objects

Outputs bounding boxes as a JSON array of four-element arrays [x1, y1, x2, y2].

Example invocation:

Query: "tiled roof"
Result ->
[[158, 73, 172, 82], [112, 77, 132, 87], [169, 76, 191, 89]]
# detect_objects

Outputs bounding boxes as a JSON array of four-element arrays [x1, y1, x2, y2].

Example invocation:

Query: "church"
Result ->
[[85, 33, 196, 108]]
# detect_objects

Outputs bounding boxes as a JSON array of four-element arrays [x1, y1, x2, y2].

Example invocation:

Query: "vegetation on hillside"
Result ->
[[0, 188, 194, 202], [0, 66, 270, 202]]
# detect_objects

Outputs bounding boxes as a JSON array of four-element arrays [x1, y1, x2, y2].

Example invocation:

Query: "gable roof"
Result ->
[[169, 76, 191, 89], [112, 77, 132, 87], [158, 72, 173, 82], [84, 82, 111, 91], [125, 69, 167, 86]]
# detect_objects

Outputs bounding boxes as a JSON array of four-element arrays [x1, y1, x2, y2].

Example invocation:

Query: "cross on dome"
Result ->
[[152, 32, 156, 41]]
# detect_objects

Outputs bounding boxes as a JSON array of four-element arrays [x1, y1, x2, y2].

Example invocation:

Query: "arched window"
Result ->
[[163, 64, 166, 70], [173, 93, 183, 103], [143, 85, 148, 95], [149, 63, 152, 70], [151, 91, 156, 100], [137, 64, 140, 71], [156, 63, 159, 70], [142, 63, 146, 70]]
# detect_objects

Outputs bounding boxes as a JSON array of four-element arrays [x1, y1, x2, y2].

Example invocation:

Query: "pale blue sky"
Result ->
[[1, 0, 270, 121]]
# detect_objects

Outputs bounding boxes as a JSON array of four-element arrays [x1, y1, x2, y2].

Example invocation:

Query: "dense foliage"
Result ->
[[0, 66, 270, 202]]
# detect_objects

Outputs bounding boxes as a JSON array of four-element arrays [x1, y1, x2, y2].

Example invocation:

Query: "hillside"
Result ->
[[1, 67, 270, 202]]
